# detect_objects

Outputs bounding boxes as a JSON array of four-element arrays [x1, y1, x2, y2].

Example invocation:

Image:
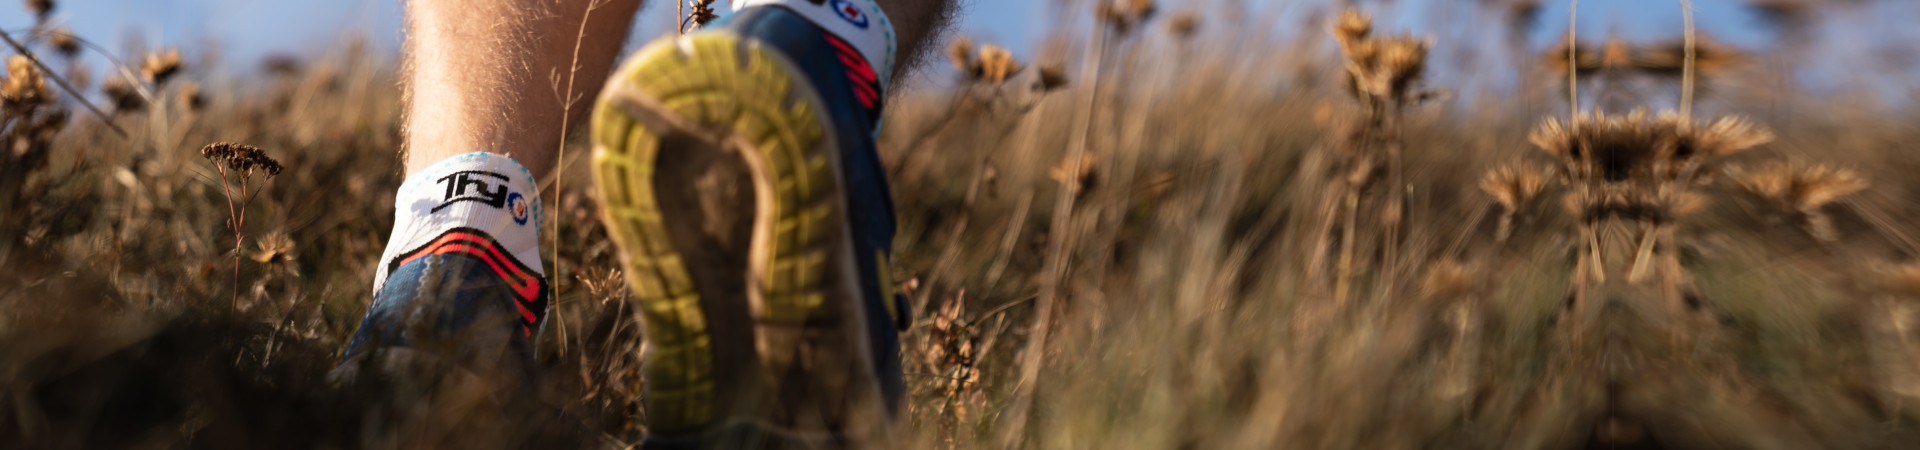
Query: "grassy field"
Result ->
[[6, 0, 1920, 448]]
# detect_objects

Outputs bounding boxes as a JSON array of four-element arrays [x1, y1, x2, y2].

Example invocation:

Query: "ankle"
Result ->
[[374, 152, 547, 316]]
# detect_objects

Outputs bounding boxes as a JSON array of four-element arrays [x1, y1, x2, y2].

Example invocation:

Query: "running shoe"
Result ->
[[589, 4, 908, 446]]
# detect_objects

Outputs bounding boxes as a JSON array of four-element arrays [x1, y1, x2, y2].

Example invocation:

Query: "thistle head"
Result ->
[[1480, 164, 1553, 212], [977, 44, 1021, 85], [142, 48, 183, 86], [1098, 0, 1158, 35], [1729, 162, 1866, 210], [1334, 9, 1372, 46], [1529, 111, 1772, 184], [2, 55, 51, 117], [1167, 11, 1200, 40], [25, 0, 52, 20], [101, 76, 145, 113], [1333, 9, 1431, 104], [947, 36, 976, 75], [46, 28, 80, 58]]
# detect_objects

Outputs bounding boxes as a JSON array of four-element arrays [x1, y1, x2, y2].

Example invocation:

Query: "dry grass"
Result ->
[[6, 1, 1920, 449]]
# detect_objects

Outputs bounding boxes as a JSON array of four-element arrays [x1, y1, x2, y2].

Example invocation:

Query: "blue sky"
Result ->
[[6, 0, 1911, 91], [5, 0, 1042, 71]]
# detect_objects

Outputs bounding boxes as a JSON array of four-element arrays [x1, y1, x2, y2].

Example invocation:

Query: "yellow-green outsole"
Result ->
[[589, 33, 846, 433]]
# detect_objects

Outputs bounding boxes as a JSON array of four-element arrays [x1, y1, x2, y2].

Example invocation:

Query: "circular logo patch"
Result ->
[[829, 0, 870, 29], [508, 192, 530, 225]]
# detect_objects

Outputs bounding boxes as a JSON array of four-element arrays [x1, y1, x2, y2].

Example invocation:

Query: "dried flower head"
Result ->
[[177, 81, 205, 112], [1036, 63, 1069, 91], [1529, 110, 1771, 184], [977, 44, 1021, 85], [1509, 0, 1542, 31], [1480, 164, 1552, 212], [2, 55, 52, 116], [1633, 36, 1743, 78], [261, 55, 303, 77], [1334, 9, 1372, 46], [142, 48, 183, 85], [1333, 9, 1431, 103], [26, 0, 52, 19], [947, 36, 976, 75], [1167, 11, 1200, 39], [200, 142, 283, 179], [249, 232, 297, 265], [1543, 38, 1604, 76], [1728, 162, 1868, 241], [1049, 154, 1100, 193], [46, 28, 80, 58], [683, 0, 719, 33], [101, 76, 145, 112], [1098, 0, 1158, 34]]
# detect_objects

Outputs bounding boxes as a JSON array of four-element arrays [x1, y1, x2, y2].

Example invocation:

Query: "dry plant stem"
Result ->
[[982, 192, 1035, 290], [0, 29, 129, 137], [998, 21, 1110, 449], [1679, 0, 1696, 120], [1568, 0, 1580, 123], [214, 166, 243, 308], [1334, 185, 1361, 307], [547, 0, 612, 357]]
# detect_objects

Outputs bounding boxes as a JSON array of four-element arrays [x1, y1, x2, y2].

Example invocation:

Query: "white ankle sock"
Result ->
[[735, 0, 898, 90], [373, 152, 546, 296]]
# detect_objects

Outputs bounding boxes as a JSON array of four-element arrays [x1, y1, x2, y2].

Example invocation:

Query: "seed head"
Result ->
[[2, 55, 51, 116], [683, 0, 719, 32], [1334, 9, 1372, 46], [1728, 162, 1867, 241], [1677, 114, 1773, 160], [1098, 0, 1158, 34], [249, 232, 297, 264], [177, 81, 205, 112], [947, 36, 976, 75], [200, 142, 283, 179], [1633, 36, 1743, 79], [46, 28, 80, 58], [1480, 164, 1552, 212], [1168, 11, 1200, 39], [101, 76, 145, 112], [1542, 38, 1603, 76], [25, 0, 52, 20], [1036, 64, 1069, 91], [1529, 111, 1771, 183], [1333, 9, 1431, 104], [977, 44, 1021, 85], [142, 48, 183, 85]]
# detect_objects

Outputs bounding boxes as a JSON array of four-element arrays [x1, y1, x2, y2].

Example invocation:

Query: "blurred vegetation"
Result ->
[[5, 0, 1920, 448]]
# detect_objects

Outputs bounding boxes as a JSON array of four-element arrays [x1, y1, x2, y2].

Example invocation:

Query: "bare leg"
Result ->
[[403, 0, 645, 179]]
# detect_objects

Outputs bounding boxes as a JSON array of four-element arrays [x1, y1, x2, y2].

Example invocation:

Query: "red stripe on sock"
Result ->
[[395, 232, 542, 303]]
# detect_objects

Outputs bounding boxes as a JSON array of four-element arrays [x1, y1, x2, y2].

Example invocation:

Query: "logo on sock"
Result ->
[[434, 170, 512, 213], [508, 192, 530, 225], [827, 0, 869, 29]]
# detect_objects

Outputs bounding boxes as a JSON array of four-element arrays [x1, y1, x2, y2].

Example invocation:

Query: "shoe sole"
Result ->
[[590, 33, 884, 436]]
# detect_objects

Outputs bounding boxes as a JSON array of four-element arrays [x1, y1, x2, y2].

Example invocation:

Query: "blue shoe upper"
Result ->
[[342, 228, 549, 373]]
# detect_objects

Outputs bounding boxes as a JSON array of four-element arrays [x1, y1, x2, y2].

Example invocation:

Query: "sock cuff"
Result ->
[[736, 0, 898, 90], [374, 152, 545, 295]]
